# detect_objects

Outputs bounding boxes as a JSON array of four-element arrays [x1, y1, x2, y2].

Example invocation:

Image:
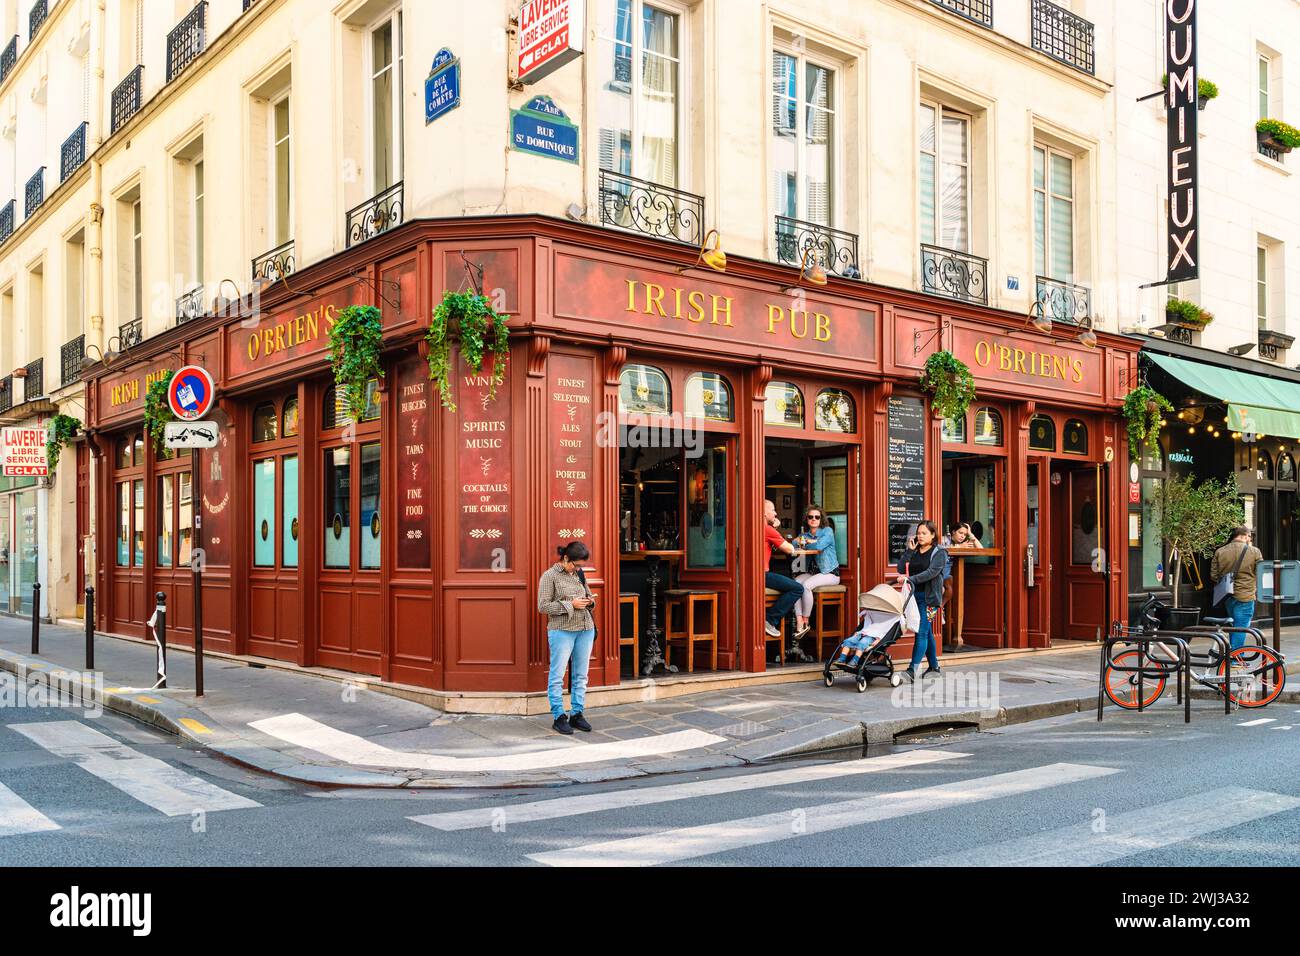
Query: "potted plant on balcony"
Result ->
[[1165, 298, 1212, 330], [1122, 384, 1173, 458], [45, 413, 80, 475], [1256, 118, 1300, 154], [919, 350, 976, 423], [1160, 74, 1219, 110], [327, 305, 385, 423], [426, 290, 510, 412]]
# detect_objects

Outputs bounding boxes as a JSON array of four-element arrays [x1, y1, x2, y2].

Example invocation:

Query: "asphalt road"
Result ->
[[3, 694, 1300, 867]]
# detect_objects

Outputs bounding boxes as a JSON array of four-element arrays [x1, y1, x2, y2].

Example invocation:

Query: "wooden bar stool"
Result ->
[[618, 592, 640, 676], [764, 588, 786, 664], [663, 589, 718, 672], [812, 585, 848, 659]]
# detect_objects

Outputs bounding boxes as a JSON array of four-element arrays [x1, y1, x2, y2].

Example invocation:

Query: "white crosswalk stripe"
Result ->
[[914, 787, 1300, 866], [1238, 718, 1276, 727], [10, 721, 260, 817], [410, 749, 971, 832], [527, 762, 1120, 867], [0, 781, 60, 838]]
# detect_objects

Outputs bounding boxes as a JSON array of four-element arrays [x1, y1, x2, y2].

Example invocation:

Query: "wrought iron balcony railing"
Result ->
[[1035, 276, 1091, 326], [0, 376, 12, 413], [166, 2, 208, 83], [1031, 0, 1094, 75], [0, 200, 13, 243], [929, 0, 992, 28], [111, 66, 144, 133], [176, 286, 205, 326], [119, 318, 143, 350], [252, 240, 295, 283], [60, 122, 87, 183], [921, 244, 989, 305], [29, 0, 47, 39], [22, 358, 42, 402], [24, 167, 44, 217], [346, 182, 403, 248], [598, 168, 704, 246], [60, 335, 84, 387], [775, 216, 860, 279], [0, 36, 15, 85]]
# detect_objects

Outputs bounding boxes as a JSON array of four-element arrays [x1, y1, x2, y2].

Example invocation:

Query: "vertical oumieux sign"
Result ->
[[1165, 0, 1198, 282]]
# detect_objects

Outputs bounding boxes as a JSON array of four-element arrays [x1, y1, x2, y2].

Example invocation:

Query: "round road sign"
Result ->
[[168, 366, 216, 422]]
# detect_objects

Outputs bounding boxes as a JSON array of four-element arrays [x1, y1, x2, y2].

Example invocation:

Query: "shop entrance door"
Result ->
[[942, 455, 1005, 647], [248, 396, 302, 663], [1049, 462, 1107, 641]]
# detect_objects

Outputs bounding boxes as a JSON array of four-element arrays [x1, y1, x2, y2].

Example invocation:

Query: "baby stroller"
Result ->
[[823, 584, 907, 692]]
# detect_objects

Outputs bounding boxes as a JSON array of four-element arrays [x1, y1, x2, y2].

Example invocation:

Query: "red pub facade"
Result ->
[[84, 216, 1140, 698]]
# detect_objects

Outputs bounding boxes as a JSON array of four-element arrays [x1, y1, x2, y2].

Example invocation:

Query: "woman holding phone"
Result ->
[[896, 520, 947, 683], [537, 541, 597, 735]]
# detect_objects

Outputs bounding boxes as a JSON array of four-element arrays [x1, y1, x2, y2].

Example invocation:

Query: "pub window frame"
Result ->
[[619, 363, 673, 416], [1062, 418, 1088, 455], [684, 371, 734, 423], [251, 393, 303, 571], [320, 380, 383, 574], [764, 381, 806, 428], [1028, 414, 1056, 452], [814, 388, 856, 434], [941, 414, 967, 444], [973, 407, 1003, 447]]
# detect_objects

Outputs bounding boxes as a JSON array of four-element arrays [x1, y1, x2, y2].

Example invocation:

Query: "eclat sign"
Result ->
[[2, 427, 47, 477], [517, 0, 584, 84]]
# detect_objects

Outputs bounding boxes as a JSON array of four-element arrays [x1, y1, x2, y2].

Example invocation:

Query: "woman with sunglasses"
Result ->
[[792, 505, 840, 639]]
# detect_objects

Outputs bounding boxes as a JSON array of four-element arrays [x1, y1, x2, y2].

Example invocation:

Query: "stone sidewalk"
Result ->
[[1, 615, 1296, 788]]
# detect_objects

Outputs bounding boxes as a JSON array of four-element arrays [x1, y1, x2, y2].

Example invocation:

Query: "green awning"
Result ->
[[1147, 352, 1300, 439]]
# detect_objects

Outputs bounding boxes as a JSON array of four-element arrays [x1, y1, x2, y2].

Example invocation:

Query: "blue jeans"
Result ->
[[1224, 597, 1255, 650], [908, 604, 940, 672], [547, 628, 596, 719], [765, 572, 802, 627]]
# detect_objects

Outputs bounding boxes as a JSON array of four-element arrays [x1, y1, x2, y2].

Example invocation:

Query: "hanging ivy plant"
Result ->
[[143, 370, 176, 453], [328, 305, 385, 423], [1123, 385, 1173, 458], [426, 290, 510, 412], [45, 414, 81, 475], [919, 350, 977, 423]]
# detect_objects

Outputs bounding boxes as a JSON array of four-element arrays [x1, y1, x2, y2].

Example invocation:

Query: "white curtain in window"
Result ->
[[639, 6, 678, 188], [1049, 153, 1073, 281], [939, 114, 968, 250], [918, 104, 936, 247]]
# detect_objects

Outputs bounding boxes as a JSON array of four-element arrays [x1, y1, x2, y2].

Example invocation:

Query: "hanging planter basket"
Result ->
[[919, 350, 976, 423], [426, 291, 510, 412], [1122, 384, 1173, 458]]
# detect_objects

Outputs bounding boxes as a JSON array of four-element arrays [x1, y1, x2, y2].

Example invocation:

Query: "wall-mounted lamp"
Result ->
[[1027, 301, 1052, 336], [1077, 317, 1098, 349], [781, 249, 827, 293], [678, 229, 727, 275], [1228, 343, 1256, 357]]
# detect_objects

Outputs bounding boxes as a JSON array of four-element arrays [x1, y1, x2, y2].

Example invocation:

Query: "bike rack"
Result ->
[[1099, 626, 1191, 724], [1185, 625, 1287, 700]]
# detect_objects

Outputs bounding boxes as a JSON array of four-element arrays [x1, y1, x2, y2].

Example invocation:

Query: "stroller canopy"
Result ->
[[859, 584, 905, 616]]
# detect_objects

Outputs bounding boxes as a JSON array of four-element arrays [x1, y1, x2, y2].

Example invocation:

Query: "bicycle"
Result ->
[[1102, 595, 1287, 711]]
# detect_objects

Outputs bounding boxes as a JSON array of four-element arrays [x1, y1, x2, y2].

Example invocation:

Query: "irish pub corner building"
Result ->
[[84, 216, 1139, 695]]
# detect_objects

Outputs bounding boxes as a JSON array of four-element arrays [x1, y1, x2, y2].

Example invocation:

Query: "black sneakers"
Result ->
[[570, 712, 593, 733], [922, 667, 942, 679], [552, 714, 574, 735]]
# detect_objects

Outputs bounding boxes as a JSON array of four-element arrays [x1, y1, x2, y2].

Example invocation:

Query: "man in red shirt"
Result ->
[[764, 499, 801, 643]]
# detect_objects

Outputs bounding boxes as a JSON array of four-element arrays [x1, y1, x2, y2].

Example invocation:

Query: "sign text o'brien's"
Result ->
[[245, 303, 336, 363], [972, 339, 1085, 384]]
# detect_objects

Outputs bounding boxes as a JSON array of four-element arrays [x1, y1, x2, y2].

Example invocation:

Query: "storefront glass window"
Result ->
[[117, 439, 132, 469], [16, 491, 36, 615], [324, 447, 351, 569], [360, 444, 381, 570], [283, 456, 299, 568], [117, 482, 130, 566], [1279, 453, 1296, 483], [686, 445, 727, 569], [814, 389, 855, 433], [283, 398, 300, 438], [764, 382, 804, 427], [132, 480, 145, 566], [1063, 419, 1088, 455], [157, 475, 174, 567], [1258, 450, 1274, 480], [324, 383, 380, 430], [974, 408, 1003, 447], [619, 365, 671, 415], [1029, 415, 1055, 452], [254, 459, 276, 568], [253, 403, 279, 443], [178, 473, 193, 568], [684, 373, 733, 422], [1140, 475, 1164, 589], [941, 416, 966, 444], [132, 435, 145, 466]]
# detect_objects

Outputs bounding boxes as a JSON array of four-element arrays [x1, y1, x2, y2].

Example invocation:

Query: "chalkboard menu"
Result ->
[[888, 395, 927, 561]]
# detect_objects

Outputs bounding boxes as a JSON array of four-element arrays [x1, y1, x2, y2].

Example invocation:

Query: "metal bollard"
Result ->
[[154, 591, 167, 690], [84, 586, 95, 671], [30, 582, 40, 654]]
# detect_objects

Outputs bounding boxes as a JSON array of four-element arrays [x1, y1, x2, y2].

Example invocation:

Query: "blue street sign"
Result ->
[[425, 48, 460, 125], [509, 95, 578, 164]]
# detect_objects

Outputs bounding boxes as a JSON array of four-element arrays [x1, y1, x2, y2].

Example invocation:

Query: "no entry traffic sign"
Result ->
[[168, 366, 216, 422]]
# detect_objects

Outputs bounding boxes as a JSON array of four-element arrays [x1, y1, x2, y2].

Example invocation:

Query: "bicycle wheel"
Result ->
[[1103, 650, 1169, 709], [1220, 646, 1287, 708]]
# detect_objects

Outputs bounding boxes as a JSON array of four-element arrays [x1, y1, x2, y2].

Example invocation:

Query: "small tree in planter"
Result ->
[[1155, 473, 1244, 609], [327, 305, 385, 423], [426, 290, 510, 412], [1256, 118, 1300, 153], [919, 350, 976, 423], [1122, 385, 1173, 459]]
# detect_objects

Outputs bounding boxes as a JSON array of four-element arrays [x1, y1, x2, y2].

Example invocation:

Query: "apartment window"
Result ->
[[596, 0, 683, 188], [272, 93, 291, 246], [1034, 145, 1074, 281], [369, 10, 404, 192], [771, 47, 835, 227], [1259, 54, 1270, 120], [1258, 245, 1269, 330], [132, 198, 143, 320], [919, 102, 970, 250], [193, 158, 205, 287]]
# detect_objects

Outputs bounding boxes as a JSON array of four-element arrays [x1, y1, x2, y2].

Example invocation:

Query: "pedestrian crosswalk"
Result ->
[[0, 719, 261, 837]]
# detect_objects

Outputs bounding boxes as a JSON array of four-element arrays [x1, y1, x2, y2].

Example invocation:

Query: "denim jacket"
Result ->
[[797, 526, 840, 576]]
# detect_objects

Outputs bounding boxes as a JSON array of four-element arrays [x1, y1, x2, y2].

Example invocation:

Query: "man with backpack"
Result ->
[[1210, 527, 1262, 649]]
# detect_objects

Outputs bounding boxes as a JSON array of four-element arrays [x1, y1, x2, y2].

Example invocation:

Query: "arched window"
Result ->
[[1278, 452, 1295, 483], [619, 364, 671, 415], [815, 389, 856, 433], [252, 402, 279, 443], [974, 407, 1003, 447], [324, 381, 380, 430], [116, 437, 133, 469], [283, 398, 300, 438], [685, 372, 734, 422], [764, 382, 805, 428], [1258, 449, 1274, 481], [942, 415, 966, 444], [1063, 419, 1088, 455], [1029, 415, 1056, 452]]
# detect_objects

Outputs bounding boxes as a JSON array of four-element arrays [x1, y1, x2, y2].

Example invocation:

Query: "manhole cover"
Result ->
[[1002, 677, 1036, 684]]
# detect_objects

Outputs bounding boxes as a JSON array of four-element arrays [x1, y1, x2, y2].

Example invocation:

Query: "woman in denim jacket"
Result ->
[[792, 504, 840, 639]]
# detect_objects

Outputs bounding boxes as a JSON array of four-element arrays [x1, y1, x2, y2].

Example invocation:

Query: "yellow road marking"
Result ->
[[179, 718, 212, 735], [136, 696, 161, 704]]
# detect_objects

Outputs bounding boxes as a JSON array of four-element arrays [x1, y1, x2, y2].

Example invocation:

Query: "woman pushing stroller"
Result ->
[[897, 520, 947, 683]]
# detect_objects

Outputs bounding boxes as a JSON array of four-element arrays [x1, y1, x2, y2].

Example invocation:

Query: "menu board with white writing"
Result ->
[[457, 353, 512, 570], [396, 359, 431, 568], [888, 395, 927, 562], [548, 355, 595, 557]]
